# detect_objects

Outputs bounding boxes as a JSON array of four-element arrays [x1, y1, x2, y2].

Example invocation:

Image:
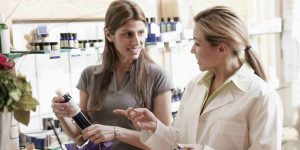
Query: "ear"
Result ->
[[217, 43, 229, 57], [104, 28, 113, 42]]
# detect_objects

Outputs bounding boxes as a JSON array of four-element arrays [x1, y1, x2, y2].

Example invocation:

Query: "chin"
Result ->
[[130, 55, 140, 60], [198, 66, 207, 72]]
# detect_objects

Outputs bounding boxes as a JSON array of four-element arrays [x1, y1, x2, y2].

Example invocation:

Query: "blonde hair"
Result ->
[[194, 6, 267, 81]]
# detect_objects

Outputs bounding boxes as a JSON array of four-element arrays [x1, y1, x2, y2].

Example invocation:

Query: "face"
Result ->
[[191, 25, 220, 71], [107, 19, 146, 64]]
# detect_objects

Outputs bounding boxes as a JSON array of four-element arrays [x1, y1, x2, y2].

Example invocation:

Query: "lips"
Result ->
[[127, 47, 141, 54]]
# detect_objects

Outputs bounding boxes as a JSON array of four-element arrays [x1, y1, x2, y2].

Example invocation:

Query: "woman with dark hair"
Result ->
[[51, 0, 173, 149], [115, 6, 283, 150]]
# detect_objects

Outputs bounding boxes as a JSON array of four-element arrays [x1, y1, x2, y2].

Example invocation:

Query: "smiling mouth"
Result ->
[[127, 47, 141, 54]]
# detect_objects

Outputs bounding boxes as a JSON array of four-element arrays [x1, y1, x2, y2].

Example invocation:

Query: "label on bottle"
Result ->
[[0, 28, 10, 54], [68, 99, 81, 117]]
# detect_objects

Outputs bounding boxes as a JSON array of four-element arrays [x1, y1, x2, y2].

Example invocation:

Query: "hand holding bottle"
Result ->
[[82, 124, 115, 144], [52, 89, 92, 130], [51, 96, 76, 118], [113, 107, 157, 133]]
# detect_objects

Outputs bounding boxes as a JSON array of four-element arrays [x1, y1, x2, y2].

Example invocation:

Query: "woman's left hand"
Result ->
[[82, 124, 115, 144]]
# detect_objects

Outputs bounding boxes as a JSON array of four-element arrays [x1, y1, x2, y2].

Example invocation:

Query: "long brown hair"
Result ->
[[194, 6, 267, 81], [91, 0, 155, 110]]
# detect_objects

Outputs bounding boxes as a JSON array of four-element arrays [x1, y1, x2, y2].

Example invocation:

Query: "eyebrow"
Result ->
[[120, 28, 145, 32], [193, 37, 199, 42]]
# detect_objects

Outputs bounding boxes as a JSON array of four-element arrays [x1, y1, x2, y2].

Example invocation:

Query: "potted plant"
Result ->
[[0, 53, 39, 149]]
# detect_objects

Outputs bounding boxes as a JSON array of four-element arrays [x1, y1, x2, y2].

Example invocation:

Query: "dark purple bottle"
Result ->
[[56, 89, 91, 130]]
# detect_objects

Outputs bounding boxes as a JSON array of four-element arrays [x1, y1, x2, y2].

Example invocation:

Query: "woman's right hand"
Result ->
[[51, 96, 75, 118], [113, 107, 157, 133]]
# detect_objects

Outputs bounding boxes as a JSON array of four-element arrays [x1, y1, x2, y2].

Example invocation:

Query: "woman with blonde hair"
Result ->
[[115, 6, 283, 150]]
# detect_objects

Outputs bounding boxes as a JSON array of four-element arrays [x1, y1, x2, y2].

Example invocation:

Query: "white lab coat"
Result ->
[[141, 63, 283, 150]]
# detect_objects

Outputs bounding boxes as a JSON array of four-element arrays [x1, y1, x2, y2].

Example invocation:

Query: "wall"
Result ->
[[8, 0, 159, 21], [4, 0, 161, 132]]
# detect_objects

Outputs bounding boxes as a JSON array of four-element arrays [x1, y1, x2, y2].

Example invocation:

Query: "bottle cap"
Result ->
[[55, 88, 65, 96]]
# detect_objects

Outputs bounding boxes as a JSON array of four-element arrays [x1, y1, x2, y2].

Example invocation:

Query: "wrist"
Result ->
[[150, 119, 157, 133], [114, 126, 121, 140]]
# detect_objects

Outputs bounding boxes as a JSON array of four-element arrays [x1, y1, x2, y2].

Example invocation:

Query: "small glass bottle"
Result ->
[[72, 33, 79, 48], [78, 40, 84, 49], [60, 33, 65, 49], [35, 42, 41, 50], [84, 40, 90, 48], [43, 42, 51, 51], [93, 40, 101, 48], [41, 34, 49, 43], [88, 40, 94, 47], [50, 42, 59, 50], [160, 18, 167, 33], [68, 33, 74, 49], [166, 17, 172, 32], [0, 14, 10, 54]]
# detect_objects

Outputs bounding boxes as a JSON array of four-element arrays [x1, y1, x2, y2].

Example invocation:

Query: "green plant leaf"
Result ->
[[1, 68, 39, 125], [13, 95, 39, 111], [9, 89, 21, 101], [14, 110, 30, 125]]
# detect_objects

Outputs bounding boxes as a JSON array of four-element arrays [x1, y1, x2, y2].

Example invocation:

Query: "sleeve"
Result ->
[[151, 65, 174, 98], [140, 120, 213, 150], [248, 89, 283, 150], [140, 119, 180, 150], [76, 66, 93, 93]]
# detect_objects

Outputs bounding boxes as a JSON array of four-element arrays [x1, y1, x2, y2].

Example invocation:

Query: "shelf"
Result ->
[[4, 53, 24, 60], [4, 39, 193, 59], [10, 48, 92, 54], [5, 48, 102, 59]]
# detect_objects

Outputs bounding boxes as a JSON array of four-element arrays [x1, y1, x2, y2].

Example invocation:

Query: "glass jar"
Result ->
[[94, 40, 101, 48], [43, 42, 51, 51], [78, 40, 84, 49], [84, 40, 90, 48], [35, 42, 42, 50], [50, 42, 59, 50], [41, 34, 49, 43]]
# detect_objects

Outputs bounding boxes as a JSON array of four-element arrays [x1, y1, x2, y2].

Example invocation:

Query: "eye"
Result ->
[[138, 30, 145, 36], [124, 32, 133, 38], [194, 42, 200, 47]]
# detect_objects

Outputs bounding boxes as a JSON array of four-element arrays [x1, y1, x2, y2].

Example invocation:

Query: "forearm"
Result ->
[[117, 127, 150, 149], [57, 117, 85, 144], [140, 119, 179, 150]]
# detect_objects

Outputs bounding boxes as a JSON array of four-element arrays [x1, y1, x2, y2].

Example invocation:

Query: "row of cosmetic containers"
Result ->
[[30, 32, 103, 51], [29, 16, 183, 51], [146, 17, 183, 43]]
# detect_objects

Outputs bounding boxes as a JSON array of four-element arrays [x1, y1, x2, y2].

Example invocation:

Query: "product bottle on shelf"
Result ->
[[72, 33, 79, 49], [0, 14, 10, 54], [160, 18, 167, 33], [150, 17, 161, 42], [60, 33, 65, 49], [68, 33, 74, 49], [173, 17, 183, 40], [166, 17, 173, 32]]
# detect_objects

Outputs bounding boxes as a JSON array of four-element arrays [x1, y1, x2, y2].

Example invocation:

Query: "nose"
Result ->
[[191, 45, 196, 54], [131, 33, 140, 46]]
